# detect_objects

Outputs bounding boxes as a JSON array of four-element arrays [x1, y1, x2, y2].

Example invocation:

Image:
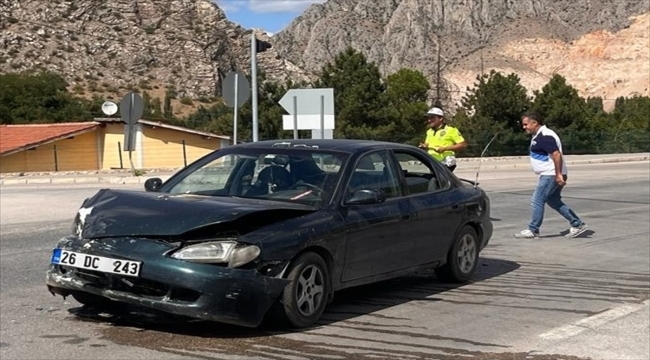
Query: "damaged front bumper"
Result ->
[[46, 236, 290, 328]]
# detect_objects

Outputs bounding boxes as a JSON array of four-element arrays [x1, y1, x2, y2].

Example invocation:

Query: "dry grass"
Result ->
[[69, 81, 222, 120]]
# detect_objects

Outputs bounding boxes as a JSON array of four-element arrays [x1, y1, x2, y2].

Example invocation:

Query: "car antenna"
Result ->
[[474, 132, 500, 189]]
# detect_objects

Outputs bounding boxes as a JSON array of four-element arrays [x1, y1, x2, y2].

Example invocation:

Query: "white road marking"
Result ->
[[539, 300, 650, 340]]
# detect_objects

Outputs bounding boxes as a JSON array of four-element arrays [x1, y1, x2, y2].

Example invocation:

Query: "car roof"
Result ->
[[234, 139, 417, 153]]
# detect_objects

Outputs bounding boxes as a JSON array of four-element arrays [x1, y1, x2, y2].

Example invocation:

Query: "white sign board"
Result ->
[[279, 88, 335, 135], [279, 88, 334, 115], [311, 129, 334, 139], [282, 114, 335, 130]]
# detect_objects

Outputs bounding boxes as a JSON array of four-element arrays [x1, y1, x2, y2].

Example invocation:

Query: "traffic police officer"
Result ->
[[418, 107, 467, 172]]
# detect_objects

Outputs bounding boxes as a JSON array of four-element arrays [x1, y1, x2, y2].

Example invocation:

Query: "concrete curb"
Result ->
[[0, 176, 170, 186], [1, 154, 648, 186], [467, 155, 649, 170]]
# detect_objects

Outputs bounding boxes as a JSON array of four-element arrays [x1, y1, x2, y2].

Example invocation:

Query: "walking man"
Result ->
[[418, 107, 467, 172], [514, 112, 587, 239]]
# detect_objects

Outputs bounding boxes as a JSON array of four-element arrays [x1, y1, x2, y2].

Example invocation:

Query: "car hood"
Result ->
[[76, 189, 316, 239]]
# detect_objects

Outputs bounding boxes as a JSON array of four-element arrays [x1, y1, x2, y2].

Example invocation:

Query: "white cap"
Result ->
[[425, 107, 444, 117]]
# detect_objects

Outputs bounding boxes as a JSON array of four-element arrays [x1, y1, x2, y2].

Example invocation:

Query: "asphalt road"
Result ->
[[1, 161, 648, 360]]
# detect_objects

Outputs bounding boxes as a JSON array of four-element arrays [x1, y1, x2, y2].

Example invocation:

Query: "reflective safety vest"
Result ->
[[424, 125, 465, 161]]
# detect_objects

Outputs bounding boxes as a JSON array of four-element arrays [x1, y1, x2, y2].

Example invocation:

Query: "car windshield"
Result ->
[[165, 147, 349, 207]]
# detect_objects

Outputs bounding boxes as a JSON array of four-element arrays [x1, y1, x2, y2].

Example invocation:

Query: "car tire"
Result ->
[[435, 226, 479, 283], [72, 291, 114, 308], [279, 252, 330, 328]]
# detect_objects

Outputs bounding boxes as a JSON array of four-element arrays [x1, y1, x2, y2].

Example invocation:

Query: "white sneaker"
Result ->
[[514, 229, 540, 239], [566, 223, 587, 238]]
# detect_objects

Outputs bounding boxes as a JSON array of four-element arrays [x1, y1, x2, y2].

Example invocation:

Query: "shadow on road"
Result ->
[[66, 257, 520, 338], [556, 229, 595, 238], [317, 257, 520, 326], [61, 258, 599, 359]]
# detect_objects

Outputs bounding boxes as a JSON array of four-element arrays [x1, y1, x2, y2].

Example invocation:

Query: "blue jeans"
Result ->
[[529, 175, 583, 233]]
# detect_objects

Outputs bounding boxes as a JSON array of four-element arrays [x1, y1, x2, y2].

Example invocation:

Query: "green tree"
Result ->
[[585, 96, 605, 116], [186, 52, 434, 144], [452, 70, 532, 156], [255, 77, 307, 140], [185, 72, 308, 142], [606, 95, 650, 152], [0, 71, 93, 124], [579, 96, 608, 135], [163, 88, 176, 119], [315, 47, 386, 139], [381, 68, 431, 144], [87, 95, 107, 118], [140, 91, 163, 119], [459, 70, 532, 130], [530, 75, 602, 154], [612, 95, 650, 130], [530, 74, 587, 129], [150, 97, 163, 119], [142, 91, 152, 116]]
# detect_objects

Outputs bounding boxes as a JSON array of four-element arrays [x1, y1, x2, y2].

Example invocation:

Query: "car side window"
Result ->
[[393, 151, 449, 194], [347, 151, 401, 199]]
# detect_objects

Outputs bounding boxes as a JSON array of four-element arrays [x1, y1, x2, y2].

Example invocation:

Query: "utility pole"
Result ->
[[481, 45, 483, 79], [251, 33, 259, 143], [250, 32, 272, 142], [435, 2, 445, 106], [436, 35, 442, 105], [480, 29, 486, 79]]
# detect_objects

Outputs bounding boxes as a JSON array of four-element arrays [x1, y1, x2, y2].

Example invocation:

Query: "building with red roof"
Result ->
[[0, 120, 231, 173]]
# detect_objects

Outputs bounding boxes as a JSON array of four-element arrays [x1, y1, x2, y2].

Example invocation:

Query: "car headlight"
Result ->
[[71, 216, 81, 237], [170, 240, 261, 268]]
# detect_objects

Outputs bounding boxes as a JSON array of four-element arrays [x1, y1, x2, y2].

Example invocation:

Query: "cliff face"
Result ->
[[274, 0, 650, 109], [1, 0, 648, 114], [500, 13, 649, 108], [0, 0, 306, 105]]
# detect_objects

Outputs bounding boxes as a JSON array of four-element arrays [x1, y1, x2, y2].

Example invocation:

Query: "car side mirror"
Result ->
[[345, 189, 386, 205], [144, 177, 163, 192]]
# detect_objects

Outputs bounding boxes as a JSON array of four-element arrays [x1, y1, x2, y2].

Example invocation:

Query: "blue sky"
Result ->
[[214, 0, 326, 35]]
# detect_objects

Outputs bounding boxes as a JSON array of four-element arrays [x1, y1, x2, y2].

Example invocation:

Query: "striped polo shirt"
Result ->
[[530, 125, 567, 176]]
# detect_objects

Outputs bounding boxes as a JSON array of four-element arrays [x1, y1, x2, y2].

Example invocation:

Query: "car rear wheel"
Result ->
[[279, 252, 330, 328], [435, 226, 479, 283]]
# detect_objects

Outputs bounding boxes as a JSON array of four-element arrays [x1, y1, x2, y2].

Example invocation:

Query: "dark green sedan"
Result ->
[[46, 139, 492, 328]]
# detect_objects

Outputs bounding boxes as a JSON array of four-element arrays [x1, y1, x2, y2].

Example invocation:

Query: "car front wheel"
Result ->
[[279, 252, 330, 328], [435, 226, 479, 283]]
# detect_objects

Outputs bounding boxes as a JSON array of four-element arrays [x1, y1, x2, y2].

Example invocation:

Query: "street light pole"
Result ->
[[251, 33, 259, 142]]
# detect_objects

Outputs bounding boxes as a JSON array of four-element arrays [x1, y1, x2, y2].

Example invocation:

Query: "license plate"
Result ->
[[51, 249, 142, 277]]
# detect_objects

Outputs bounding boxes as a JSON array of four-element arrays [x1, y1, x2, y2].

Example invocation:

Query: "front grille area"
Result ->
[[59, 266, 200, 302]]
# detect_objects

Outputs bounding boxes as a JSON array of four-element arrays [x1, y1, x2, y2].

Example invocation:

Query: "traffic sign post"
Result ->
[[119, 92, 144, 173], [279, 88, 335, 139], [292, 96, 298, 139], [222, 71, 250, 144], [320, 95, 325, 139], [234, 74, 238, 144], [251, 34, 258, 142], [120, 92, 144, 151]]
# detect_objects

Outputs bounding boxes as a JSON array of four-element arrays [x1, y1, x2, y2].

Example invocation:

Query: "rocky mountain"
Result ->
[[274, 0, 650, 110], [0, 0, 306, 116], [1, 0, 648, 115]]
